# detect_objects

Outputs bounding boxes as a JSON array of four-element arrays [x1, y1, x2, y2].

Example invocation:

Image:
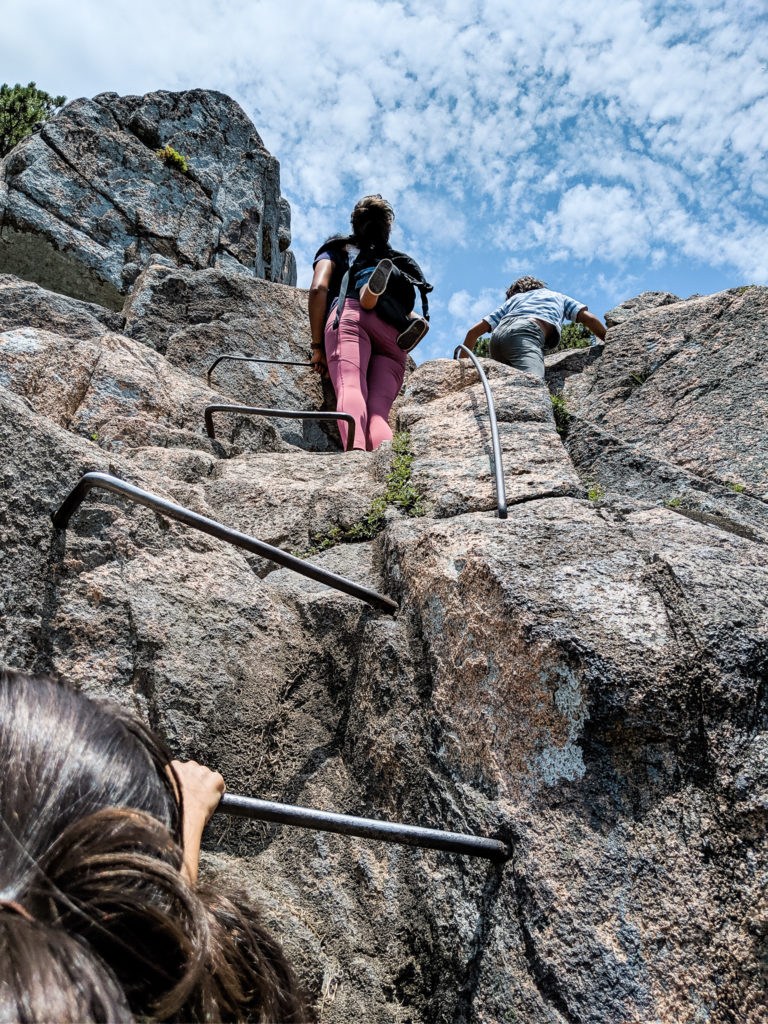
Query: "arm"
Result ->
[[576, 307, 607, 341], [308, 259, 333, 376], [170, 759, 225, 884], [460, 319, 492, 357]]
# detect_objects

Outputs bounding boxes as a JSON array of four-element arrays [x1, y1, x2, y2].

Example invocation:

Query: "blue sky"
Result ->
[[2, 0, 767, 362]]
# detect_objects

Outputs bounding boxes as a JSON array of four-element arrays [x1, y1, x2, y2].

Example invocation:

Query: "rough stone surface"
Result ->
[[0, 273, 124, 337], [604, 290, 682, 327], [544, 342, 604, 393], [563, 286, 768, 541], [0, 90, 296, 309], [1, 181, 767, 1021], [396, 358, 583, 517], [0, 323, 284, 456]]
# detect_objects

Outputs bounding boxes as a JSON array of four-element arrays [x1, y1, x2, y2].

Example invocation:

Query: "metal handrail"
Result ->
[[207, 354, 313, 386], [204, 405, 356, 452], [51, 473, 398, 615], [452, 345, 508, 519], [218, 793, 510, 860]]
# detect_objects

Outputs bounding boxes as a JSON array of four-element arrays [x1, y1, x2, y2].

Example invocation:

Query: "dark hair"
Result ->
[[350, 194, 394, 249], [0, 669, 305, 1023], [506, 276, 547, 299]]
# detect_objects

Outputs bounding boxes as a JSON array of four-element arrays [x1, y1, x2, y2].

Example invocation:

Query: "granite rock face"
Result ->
[[1, 262, 767, 1021], [563, 285, 768, 542], [604, 290, 682, 327], [122, 263, 339, 450], [0, 90, 296, 310], [396, 358, 583, 517]]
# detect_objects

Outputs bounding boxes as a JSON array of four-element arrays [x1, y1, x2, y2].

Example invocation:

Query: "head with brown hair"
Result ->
[[505, 276, 547, 299], [0, 669, 305, 1023], [350, 194, 394, 249]]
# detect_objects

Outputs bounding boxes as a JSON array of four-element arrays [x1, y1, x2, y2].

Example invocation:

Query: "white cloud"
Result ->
[[1, 0, 767, 360], [446, 288, 501, 325]]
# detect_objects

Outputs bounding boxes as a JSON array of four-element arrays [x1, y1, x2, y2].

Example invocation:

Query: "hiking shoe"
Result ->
[[397, 317, 429, 352], [366, 258, 394, 297]]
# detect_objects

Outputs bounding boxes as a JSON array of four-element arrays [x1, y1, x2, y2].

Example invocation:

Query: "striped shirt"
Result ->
[[485, 288, 586, 337]]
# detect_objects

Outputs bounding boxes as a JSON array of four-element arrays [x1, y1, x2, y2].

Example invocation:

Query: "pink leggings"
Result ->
[[325, 299, 407, 451]]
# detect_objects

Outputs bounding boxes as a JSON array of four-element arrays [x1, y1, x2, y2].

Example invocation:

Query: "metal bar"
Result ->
[[217, 793, 510, 861], [204, 404, 356, 452], [51, 473, 398, 615], [452, 345, 508, 519], [207, 354, 313, 386]]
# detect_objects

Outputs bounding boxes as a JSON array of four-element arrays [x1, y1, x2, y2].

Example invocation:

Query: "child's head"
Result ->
[[0, 669, 304, 1023], [506, 276, 547, 299]]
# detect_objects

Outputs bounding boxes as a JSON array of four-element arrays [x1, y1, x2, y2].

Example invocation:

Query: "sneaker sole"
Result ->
[[397, 319, 428, 352], [367, 259, 393, 297]]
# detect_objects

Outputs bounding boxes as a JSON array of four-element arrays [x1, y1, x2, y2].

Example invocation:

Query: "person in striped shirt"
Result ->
[[461, 276, 606, 377]]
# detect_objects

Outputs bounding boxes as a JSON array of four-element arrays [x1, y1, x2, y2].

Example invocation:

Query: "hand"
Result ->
[[171, 759, 225, 825], [169, 760, 225, 883], [310, 345, 328, 377]]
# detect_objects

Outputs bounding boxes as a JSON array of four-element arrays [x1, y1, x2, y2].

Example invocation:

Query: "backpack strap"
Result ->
[[331, 267, 351, 330], [389, 248, 433, 321]]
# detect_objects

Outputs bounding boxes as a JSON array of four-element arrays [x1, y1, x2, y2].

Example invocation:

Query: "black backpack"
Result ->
[[318, 241, 432, 333]]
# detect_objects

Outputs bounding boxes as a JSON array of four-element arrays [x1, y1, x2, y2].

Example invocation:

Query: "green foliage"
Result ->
[[555, 322, 593, 351], [734, 285, 755, 294], [0, 82, 66, 157], [473, 336, 490, 357], [296, 431, 424, 556], [550, 393, 570, 435], [665, 497, 682, 509], [587, 480, 606, 503], [726, 481, 745, 493], [156, 144, 190, 175], [630, 371, 649, 386]]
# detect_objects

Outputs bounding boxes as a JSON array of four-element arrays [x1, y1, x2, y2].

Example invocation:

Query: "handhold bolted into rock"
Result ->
[[51, 472, 398, 614], [203, 404, 357, 451], [207, 353, 313, 386], [218, 792, 511, 860], [453, 344, 508, 518]]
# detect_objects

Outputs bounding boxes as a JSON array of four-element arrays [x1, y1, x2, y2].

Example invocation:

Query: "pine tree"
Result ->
[[0, 82, 66, 158]]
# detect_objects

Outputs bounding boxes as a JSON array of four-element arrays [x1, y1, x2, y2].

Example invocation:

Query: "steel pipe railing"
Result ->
[[218, 792, 510, 860], [204, 404, 356, 452], [453, 346, 508, 519], [207, 354, 313, 386], [51, 473, 398, 615]]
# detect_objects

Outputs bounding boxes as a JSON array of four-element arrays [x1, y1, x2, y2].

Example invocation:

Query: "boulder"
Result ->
[[396, 358, 583, 517], [0, 323, 283, 456], [544, 342, 604, 393], [564, 286, 768, 539], [380, 497, 768, 1022], [121, 263, 341, 450], [0, 90, 296, 310], [604, 290, 682, 327], [0, 273, 124, 337]]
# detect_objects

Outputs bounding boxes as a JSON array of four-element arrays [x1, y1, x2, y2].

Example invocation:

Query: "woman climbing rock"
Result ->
[[308, 194, 432, 451]]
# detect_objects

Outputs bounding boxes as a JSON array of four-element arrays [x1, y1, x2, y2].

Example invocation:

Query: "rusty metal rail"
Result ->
[[207, 354, 313, 386], [51, 473, 398, 614], [218, 792, 510, 860], [204, 404, 356, 451], [453, 345, 508, 519]]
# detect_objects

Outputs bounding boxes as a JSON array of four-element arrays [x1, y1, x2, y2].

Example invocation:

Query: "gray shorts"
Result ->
[[490, 317, 546, 378]]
